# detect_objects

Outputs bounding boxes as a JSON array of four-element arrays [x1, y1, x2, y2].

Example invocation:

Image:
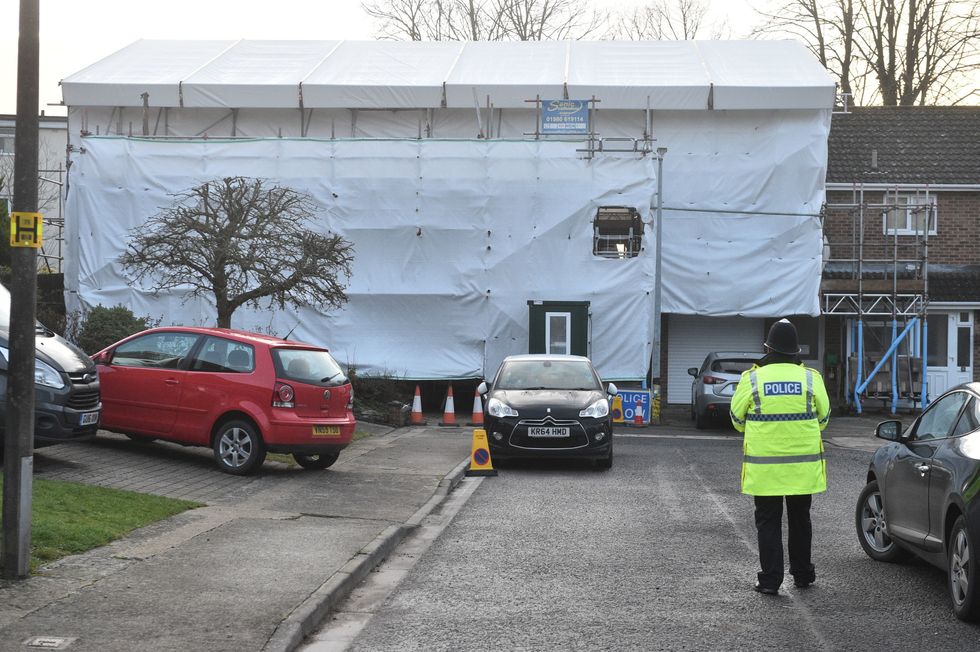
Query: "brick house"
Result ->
[[823, 107, 980, 412]]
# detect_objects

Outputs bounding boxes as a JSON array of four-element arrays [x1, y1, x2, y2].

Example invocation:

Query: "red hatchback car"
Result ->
[[92, 327, 355, 475]]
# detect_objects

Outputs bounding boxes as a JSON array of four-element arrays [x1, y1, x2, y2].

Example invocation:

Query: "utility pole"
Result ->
[[3, 0, 40, 580], [651, 147, 667, 423]]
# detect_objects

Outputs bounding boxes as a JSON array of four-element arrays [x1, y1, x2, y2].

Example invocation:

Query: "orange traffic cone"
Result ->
[[410, 385, 427, 425], [467, 388, 484, 426], [439, 384, 458, 426]]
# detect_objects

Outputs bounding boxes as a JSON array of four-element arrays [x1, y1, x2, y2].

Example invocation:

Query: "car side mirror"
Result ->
[[477, 381, 488, 395], [875, 420, 903, 442], [687, 367, 698, 377], [606, 382, 618, 396], [91, 350, 110, 365]]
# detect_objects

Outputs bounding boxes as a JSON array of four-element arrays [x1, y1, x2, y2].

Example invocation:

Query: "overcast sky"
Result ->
[[0, 0, 774, 117]]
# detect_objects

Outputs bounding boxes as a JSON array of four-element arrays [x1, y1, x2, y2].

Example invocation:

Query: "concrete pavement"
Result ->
[[0, 423, 472, 652], [0, 410, 886, 651]]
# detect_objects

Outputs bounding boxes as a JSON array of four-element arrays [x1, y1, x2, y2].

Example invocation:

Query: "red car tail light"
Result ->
[[273, 382, 295, 408], [702, 375, 726, 385]]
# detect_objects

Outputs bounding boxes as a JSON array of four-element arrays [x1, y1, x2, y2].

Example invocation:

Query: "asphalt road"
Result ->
[[310, 433, 980, 651]]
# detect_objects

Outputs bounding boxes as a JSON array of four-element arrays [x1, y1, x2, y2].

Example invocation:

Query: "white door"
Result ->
[[666, 315, 765, 404], [926, 311, 974, 401]]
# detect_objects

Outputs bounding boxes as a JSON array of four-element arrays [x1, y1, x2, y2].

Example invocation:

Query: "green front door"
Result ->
[[527, 301, 589, 356]]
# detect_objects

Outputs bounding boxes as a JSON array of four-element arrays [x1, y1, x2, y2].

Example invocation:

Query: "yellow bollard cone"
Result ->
[[465, 428, 497, 477]]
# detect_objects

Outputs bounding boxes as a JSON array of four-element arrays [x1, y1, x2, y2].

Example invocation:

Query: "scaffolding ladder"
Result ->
[[822, 184, 934, 414]]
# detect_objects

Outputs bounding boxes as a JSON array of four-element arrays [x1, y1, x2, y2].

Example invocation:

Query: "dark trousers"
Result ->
[[753, 494, 815, 589]]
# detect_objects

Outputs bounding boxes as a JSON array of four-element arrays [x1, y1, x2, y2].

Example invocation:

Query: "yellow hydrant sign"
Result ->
[[10, 212, 43, 248]]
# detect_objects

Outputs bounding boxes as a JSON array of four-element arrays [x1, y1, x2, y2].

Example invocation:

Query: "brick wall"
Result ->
[[825, 190, 980, 265]]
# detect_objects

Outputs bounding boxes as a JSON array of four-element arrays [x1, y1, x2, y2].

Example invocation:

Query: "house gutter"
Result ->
[[826, 183, 980, 192]]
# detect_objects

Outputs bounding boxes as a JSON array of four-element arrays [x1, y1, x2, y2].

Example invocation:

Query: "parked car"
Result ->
[[687, 351, 760, 429], [855, 382, 980, 621], [93, 327, 355, 475], [477, 354, 617, 469], [0, 282, 100, 454]]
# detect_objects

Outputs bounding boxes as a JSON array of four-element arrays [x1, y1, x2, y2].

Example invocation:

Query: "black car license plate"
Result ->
[[528, 426, 569, 437]]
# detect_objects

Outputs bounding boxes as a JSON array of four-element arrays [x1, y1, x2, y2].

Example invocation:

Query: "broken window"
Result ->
[[593, 206, 642, 259]]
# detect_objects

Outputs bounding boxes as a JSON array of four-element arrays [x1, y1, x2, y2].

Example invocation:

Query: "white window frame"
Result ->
[[545, 311, 571, 355], [882, 193, 937, 236]]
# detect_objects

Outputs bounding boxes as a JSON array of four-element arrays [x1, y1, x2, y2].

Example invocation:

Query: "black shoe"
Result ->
[[754, 582, 778, 595], [793, 579, 814, 589]]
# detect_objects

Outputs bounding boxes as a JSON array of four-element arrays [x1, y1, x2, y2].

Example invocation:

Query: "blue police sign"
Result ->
[[612, 389, 651, 425], [541, 99, 589, 135]]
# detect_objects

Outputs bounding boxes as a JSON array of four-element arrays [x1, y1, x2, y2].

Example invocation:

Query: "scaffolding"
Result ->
[[823, 184, 934, 414]]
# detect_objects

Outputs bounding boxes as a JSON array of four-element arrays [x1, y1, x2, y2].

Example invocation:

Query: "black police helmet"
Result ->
[[764, 319, 801, 355]]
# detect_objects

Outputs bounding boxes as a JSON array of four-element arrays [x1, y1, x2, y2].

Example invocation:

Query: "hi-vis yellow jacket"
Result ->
[[729, 362, 830, 496]]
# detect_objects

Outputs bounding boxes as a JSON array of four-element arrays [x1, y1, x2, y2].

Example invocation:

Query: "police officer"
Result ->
[[730, 319, 830, 595]]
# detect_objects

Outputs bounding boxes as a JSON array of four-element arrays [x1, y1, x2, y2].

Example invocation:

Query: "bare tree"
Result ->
[[499, 0, 606, 40], [120, 177, 354, 329], [613, 0, 730, 40], [362, 0, 508, 40], [362, 0, 604, 40], [0, 145, 62, 215], [753, 0, 980, 105]]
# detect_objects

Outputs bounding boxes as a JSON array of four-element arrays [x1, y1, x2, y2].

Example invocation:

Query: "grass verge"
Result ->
[[0, 476, 202, 573]]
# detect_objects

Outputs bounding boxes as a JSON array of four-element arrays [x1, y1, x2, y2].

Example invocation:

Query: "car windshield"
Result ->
[[496, 359, 600, 391], [272, 348, 348, 386], [710, 358, 755, 375]]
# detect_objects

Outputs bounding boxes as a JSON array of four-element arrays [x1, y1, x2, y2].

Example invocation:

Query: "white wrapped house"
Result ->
[[60, 39, 835, 402]]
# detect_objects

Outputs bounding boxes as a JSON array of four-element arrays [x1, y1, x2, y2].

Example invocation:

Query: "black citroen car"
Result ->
[[856, 382, 980, 621], [478, 354, 617, 469]]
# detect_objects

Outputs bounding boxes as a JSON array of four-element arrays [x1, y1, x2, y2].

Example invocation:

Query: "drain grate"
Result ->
[[22, 637, 76, 650]]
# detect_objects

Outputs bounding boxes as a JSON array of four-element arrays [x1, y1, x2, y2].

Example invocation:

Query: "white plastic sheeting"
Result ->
[[61, 39, 836, 110], [65, 112, 826, 380]]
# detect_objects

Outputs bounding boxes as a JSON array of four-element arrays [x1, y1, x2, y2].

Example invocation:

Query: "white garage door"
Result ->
[[666, 315, 765, 404]]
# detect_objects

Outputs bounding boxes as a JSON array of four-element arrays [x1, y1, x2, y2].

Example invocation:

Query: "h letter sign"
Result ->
[[10, 212, 43, 248]]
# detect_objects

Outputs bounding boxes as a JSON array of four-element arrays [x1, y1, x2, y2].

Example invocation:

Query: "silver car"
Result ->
[[687, 351, 760, 429]]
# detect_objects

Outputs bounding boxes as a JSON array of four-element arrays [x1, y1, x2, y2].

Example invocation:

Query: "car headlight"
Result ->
[[0, 346, 66, 390], [486, 397, 519, 418], [579, 398, 610, 418]]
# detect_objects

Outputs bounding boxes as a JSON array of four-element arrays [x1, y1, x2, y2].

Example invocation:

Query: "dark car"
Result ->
[[0, 283, 101, 453], [93, 327, 355, 475], [687, 351, 760, 429], [477, 354, 618, 469], [855, 382, 980, 621]]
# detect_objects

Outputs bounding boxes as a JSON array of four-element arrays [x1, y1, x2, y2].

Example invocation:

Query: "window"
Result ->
[[496, 359, 600, 391], [593, 206, 642, 258], [913, 391, 968, 441], [882, 194, 936, 236], [545, 312, 571, 355], [190, 336, 255, 373], [957, 312, 972, 369], [272, 348, 346, 386], [112, 332, 199, 369], [927, 314, 948, 367], [952, 398, 980, 437]]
